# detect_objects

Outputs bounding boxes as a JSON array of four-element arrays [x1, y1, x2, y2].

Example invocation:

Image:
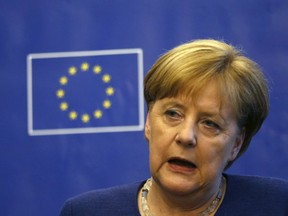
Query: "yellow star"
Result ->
[[69, 111, 77, 120], [56, 89, 65, 98], [59, 76, 68, 85], [81, 62, 89, 71], [102, 74, 111, 83], [81, 114, 90, 123], [81, 113, 90, 123], [94, 110, 103, 119], [103, 100, 111, 109], [106, 87, 115, 96], [60, 102, 68, 111], [93, 65, 102, 74], [69, 66, 77, 75]]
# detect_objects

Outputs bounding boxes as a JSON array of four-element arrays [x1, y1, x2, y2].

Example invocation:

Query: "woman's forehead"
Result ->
[[176, 79, 223, 100], [173, 82, 222, 105]]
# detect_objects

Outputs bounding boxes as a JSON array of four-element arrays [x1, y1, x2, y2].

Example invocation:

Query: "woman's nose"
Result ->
[[175, 121, 197, 147]]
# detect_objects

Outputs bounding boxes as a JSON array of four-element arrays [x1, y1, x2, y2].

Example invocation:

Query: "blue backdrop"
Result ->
[[1, 0, 288, 215]]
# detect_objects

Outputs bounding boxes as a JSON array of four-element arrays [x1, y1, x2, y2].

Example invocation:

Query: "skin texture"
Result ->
[[144, 80, 245, 214]]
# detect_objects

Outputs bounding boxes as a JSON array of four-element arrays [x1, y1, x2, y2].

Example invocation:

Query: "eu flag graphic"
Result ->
[[27, 49, 144, 135]]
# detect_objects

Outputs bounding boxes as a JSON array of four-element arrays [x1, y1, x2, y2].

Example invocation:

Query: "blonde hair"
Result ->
[[144, 39, 269, 168]]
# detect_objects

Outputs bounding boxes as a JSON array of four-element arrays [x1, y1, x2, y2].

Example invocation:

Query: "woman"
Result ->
[[60, 39, 288, 216]]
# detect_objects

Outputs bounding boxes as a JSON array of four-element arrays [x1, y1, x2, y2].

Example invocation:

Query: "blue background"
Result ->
[[0, 0, 287, 215]]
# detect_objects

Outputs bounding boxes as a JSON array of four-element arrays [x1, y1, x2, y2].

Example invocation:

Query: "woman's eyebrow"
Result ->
[[162, 99, 186, 109], [162, 99, 229, 121], [198, 111, 228, 124]]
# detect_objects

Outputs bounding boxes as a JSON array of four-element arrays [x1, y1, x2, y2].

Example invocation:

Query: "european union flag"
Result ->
[[27, 49, 144, 135]]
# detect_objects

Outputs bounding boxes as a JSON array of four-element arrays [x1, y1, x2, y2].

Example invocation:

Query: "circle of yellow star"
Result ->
[[106, 87, 115, 96], [93, 65, 102, 74], [60, 102, 68, 111], [103, 100, 111, 109], [81, 114, 90, 123], [69, 66, 77, 75], [56, 89, 65, 98], [94, 110, 103, 119], [57, 63, 116, 123], [102, 74, 111, 83], [69, 111, 77, 120], [81, 62, 89, 71]]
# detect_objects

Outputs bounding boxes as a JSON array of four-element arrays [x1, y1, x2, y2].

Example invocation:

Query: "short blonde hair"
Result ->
[[144, 39, 269, 168]]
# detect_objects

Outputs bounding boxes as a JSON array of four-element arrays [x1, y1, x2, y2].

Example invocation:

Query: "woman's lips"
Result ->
[[167, 157, 197, 173]]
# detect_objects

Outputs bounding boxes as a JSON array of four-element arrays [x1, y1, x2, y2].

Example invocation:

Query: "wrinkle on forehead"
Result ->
[[176, 79, 224, 108]]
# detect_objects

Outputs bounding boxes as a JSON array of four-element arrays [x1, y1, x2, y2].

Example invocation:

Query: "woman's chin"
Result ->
[[156, 176, 201, 196]]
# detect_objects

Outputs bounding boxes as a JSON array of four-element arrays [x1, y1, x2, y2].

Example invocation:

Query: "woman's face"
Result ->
[[145, 80, 245, 196]]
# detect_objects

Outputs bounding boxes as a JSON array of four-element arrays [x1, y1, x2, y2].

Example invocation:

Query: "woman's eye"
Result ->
[[164, 110, 182, 119], [203, 120, 220, 129], [200, 120, 222, 136]]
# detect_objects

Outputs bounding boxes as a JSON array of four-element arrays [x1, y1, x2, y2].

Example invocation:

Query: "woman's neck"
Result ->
[[139, 177, 225, 216]]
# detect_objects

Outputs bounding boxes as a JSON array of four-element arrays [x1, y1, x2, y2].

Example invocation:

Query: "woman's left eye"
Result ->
[[203, 120, 220, 129]]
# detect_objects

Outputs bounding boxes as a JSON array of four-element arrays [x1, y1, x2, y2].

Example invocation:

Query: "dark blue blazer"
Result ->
[[59, 174, 288, 216]]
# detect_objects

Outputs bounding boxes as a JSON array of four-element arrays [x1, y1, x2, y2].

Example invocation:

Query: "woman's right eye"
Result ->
[[164, 110, 182, 119]]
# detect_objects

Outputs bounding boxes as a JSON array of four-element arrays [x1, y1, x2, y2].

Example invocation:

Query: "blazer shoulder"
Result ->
[[218, 174, 288, 215], [59, 181, 144, 216], [226, 174, 288, 194]]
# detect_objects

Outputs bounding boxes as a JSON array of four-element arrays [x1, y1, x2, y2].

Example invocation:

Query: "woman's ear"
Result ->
[[144, 113, 151, 142], [229, 128, 246, 161]]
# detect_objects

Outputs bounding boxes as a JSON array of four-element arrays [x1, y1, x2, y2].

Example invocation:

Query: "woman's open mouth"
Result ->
[[168, 157, 197, 173]]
